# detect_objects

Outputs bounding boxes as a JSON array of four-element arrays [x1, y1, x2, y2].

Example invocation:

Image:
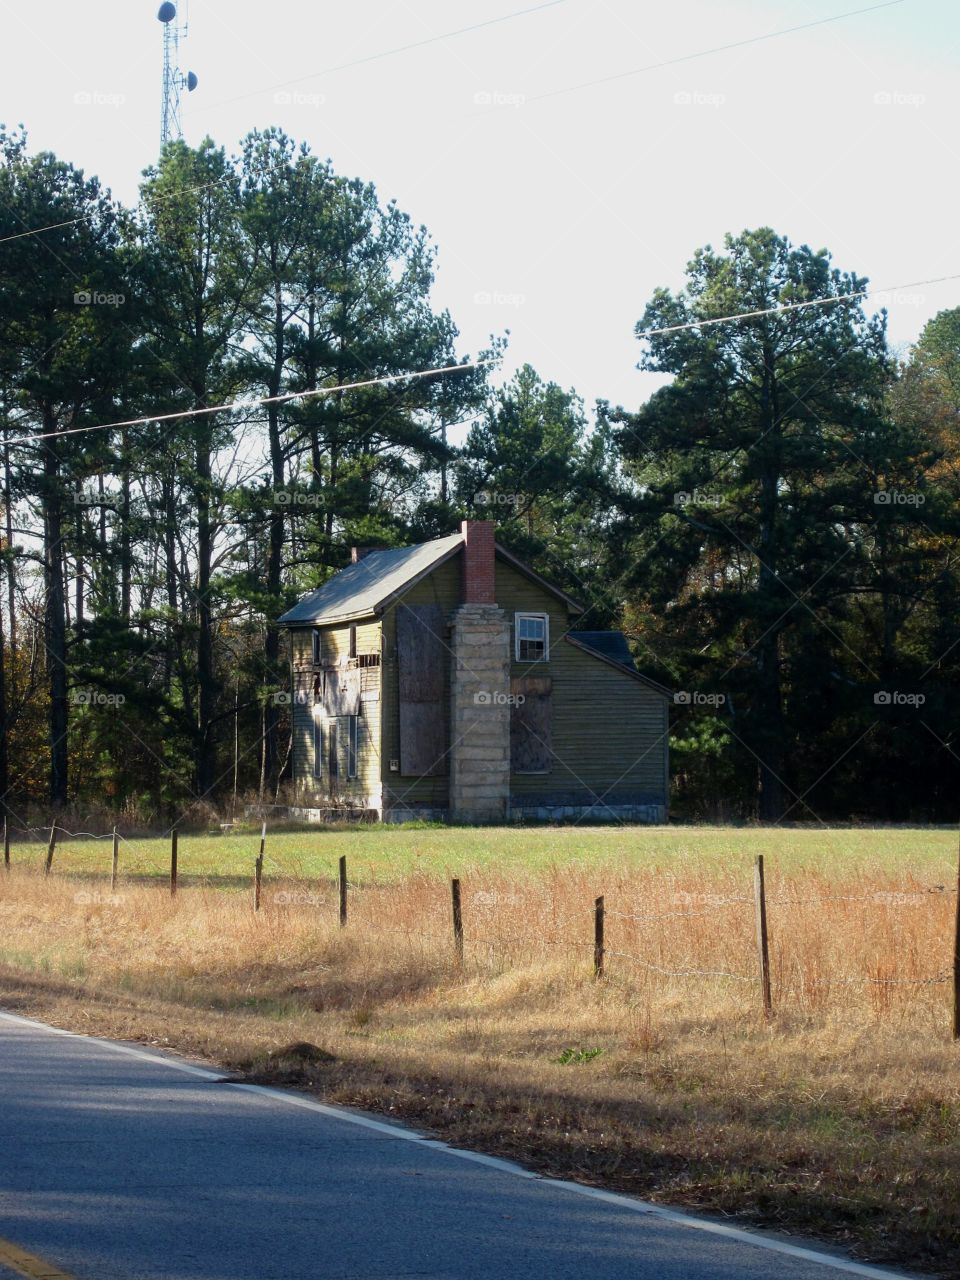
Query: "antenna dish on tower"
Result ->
[[157, 0, 198, 146]]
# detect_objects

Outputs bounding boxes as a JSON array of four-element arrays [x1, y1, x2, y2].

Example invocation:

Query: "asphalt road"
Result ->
[[0, 1012, 915, 1280]]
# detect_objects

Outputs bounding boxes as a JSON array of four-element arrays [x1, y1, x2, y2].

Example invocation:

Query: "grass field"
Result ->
[[1, 822, 958, 1275], [7, 820, 958, 882]]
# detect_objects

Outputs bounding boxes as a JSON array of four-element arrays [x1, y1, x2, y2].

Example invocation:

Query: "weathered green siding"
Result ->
[[495, 561, 668, 808], [290, 620, 382, 808]]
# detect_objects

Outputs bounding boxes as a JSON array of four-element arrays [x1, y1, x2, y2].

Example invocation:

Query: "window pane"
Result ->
[[516, 614, 547, 661], [312, 719, 323, 778]]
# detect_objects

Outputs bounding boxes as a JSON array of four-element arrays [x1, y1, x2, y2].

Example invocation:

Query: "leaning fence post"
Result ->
[[170, 829, 178, 897], [754, 855, 773, 1020], [339, 855, 347, 927], [451, 877, 464, 966], [44, 822, 57, 877], [952, 834, 960, 1041], [3, 817, 9, 871], [594, 895, 605, 978], [110, 826, 119, 891], [254, 852, 263, 912]]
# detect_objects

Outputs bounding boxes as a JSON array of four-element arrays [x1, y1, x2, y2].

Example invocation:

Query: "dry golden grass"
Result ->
[[1, 855, 958, 1275]]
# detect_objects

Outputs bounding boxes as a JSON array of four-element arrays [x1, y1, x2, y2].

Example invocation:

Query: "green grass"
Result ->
[[7, 822, 956, 887]]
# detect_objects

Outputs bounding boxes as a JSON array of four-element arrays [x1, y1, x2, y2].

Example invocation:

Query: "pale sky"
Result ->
[[2, 0, 957, 414]]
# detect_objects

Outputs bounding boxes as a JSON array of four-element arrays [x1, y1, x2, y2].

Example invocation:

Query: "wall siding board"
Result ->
[[494, 562, 668, 806]]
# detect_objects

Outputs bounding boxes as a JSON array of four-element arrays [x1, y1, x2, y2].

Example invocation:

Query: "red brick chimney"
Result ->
[[461, 520, 496, 604]]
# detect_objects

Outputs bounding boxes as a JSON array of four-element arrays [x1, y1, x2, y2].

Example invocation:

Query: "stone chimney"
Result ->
[[448, 520, 511, 823], [460, 519, 496, 604]]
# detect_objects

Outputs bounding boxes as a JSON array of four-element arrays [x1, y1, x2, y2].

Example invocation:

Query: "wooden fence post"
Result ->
[[3, 817, 9, 871], [110, 826, 119, 892], [451, 878, 464, 966], [952, 834, 960, 1040], [754, 855, 773, 1020], [170, 829, 178, 897], [44, 823, 57, 877], [594, 895, 605, 978], [339, 855, 347, 928], [254, 852, 263, 912]]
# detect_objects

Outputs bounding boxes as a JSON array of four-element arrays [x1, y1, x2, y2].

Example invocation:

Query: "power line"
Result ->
[[524, 0, 907, 105], [1, 0, 901, 247], [635, 272, 960, 338], [2, 360, 493, 449], [0, 1, 568, 248], [205, 0, 569, 113]]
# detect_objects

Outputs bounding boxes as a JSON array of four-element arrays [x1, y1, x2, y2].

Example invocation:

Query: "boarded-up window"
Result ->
[[397, 604, 447, 777], [321, 666, 361, 717], [334, 714, 359, 780], [510, 676, 552, 774]]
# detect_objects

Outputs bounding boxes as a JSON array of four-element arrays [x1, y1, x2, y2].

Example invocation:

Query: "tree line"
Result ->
[[1, 126, 957, 824]]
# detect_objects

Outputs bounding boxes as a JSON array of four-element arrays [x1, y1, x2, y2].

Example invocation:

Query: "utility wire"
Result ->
[[206, 0, 569, 113], [1, 0, 902, 246], [2, 360, 492, 449], [525, 0, 907, 104], [635, 272, 960, 338]]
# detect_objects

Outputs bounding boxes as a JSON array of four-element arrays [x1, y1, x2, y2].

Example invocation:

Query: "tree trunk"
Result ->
[[42, 413, 68, 807], [754, 339, 786, 821], [263, 285, 286, 786], [120, 432, 131, 623], [3, 437, 15, 678], [195, 412, 218, 799], [755, 629, 786, 821], [0, 557, 8, 814]]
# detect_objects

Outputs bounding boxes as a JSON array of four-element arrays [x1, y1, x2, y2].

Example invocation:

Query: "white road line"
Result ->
[[0, 1010, 917, 1280]]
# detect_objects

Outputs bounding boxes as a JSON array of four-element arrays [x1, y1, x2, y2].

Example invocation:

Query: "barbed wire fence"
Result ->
[[3, 817, 959, 1036]]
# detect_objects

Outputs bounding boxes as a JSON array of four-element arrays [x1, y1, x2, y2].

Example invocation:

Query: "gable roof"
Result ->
[[571, 631, 638, 672], [278, 533, 462, 626], [278, 530, 585, 627]]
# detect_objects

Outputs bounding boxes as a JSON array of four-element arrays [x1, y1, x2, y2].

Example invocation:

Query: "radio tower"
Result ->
[[158, 2, 198, 146]]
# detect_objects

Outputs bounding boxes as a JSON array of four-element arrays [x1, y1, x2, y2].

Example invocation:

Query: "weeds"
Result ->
[[0, 841, 958, 1273]]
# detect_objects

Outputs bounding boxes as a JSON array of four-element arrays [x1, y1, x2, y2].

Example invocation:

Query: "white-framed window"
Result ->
[[515, 612, 549, 662], [312, 717, 323, 779], [311, 628, 322, 665]]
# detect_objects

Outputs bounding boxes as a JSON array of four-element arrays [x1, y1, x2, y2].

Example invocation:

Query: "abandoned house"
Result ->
[[277, 520, 670, 823]]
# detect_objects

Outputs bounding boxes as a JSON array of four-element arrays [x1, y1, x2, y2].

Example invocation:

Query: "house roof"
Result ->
[[278, 533, 463, 626], [571, 631, 638, 672], [278, 529, 586, 627]]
